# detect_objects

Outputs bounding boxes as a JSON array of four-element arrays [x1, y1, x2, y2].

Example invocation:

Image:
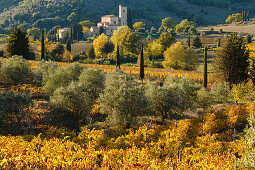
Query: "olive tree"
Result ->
[[210, 83, 233, 103], [164, 76, 199, 107], [0, 55, 32, 85], [49, 82, 93, 132], [145, 82, 186, 122], [42, 63, 82, 96], [42, 67, 73, 96], [98, 71, 147, 127], [79, 68, 105, 100], [0, 91, 32, 135], [33, 60, 57, 84]]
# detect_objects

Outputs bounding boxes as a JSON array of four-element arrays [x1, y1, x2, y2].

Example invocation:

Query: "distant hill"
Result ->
[[0, 0, 254, 32]]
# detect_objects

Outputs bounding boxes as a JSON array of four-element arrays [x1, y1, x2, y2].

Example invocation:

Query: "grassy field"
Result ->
[[199, 22, 255, 34]]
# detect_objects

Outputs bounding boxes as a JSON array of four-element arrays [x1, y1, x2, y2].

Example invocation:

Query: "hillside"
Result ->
[[0, 0, 254, 32]]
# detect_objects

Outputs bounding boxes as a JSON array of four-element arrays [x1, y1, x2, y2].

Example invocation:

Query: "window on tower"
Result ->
[[123, 10, 125, 13]]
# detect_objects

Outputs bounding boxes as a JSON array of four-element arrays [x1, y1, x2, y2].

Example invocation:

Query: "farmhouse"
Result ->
[[58, 27, 71, 39], [90, 5, 127, 36]]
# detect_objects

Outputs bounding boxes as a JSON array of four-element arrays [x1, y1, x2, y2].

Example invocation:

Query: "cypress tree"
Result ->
[[77, 23, 83, 41], [72, 23, 77, 41], [247, 34, 252, 43], [218, 38, 221, 47], [41, 29, 45, 60], [187, 36, 191, 48], [139, 43, 144, 83], [127, 9, 133, 29], [203, 46, 208, 88], [145, 19, 148, 31], [99, 26, 104, 35], [116, 44, 120, 69], [66, 39, 71, 52]]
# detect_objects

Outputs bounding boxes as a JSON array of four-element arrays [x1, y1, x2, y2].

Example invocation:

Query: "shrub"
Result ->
[[0, 91, 32, 135], [0, 55, 32, 85], [211, 83, 233, 104], [49, 82, 93, 132], [42, 67, 73, 96], [33, 60, 57, 84], [240, 113, 255, 168], [98, 71, 147, 127], [0, 50, 4, 57], [164, 76, 199, 107], [145, 82, 186, 122], [79, 68, 105, 100], [65, 62, 83, 81], [196, 87, 214, 109]]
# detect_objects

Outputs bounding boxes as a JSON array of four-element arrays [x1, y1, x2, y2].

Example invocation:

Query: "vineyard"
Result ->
[[246, 43, 255, 58], [0, 55, 254, 169], [25, 59, 217, 85], [0, 104, 253, 169]]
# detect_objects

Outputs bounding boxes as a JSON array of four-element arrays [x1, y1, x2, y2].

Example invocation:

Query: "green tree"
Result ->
[[147, 41, 163, 59], [175, 19, 195, 33], [127, 9, 133, 29], [77, 23, 83, 41], [6, 28, 30, 60], [150, 27, 157, 34], [247, 34, 252, 43], [0, 56, 32, 85], [71, 23, 83, 41], [41, 29, 45, 60], [214, 33, 250, 88], [187, 36, 191, 48], [27, 27, 41, 41], [163, 42, 185, 69], [188, 27, 198, 35], [50, 82, 93, 132], [71, 23, 77, 41], [238, 114, 255, 168], [0, 91, 32, 135], [192, 36, 202, 48], [225, 13, 242, 23], [98, 71, 147, 127], [156, 32, 176, 51], [79, 68, 105, 100], [66, 39, 71, 52], [139, 43, 144, 83], [111, 26, 141, 56], [163, 42, 198, 70], [93, 33, 108, 58], [183, 47, 198, 70], [79, 20, 95, 28], [101, 41, 114, 58], [99, 26, 104, 35], [116, 44, 120, 69], [146, 82, 187, 123], [42, 67, 74, 96], [162, 17, 176, 31], [133, 22, 145, 32], [217, 38, 221, 47], [249, 59, 255, 85], [203, 46, 208, 88], [210, 83, 232, 104], [88, 45, 96, 59]]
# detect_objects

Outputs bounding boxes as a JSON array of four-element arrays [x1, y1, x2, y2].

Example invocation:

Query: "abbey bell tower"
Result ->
[[119, 5, 127, 26]]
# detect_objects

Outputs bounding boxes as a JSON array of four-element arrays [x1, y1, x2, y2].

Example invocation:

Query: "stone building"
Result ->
[[58, 28, 71, 39], [90, 5, 127, 36]]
